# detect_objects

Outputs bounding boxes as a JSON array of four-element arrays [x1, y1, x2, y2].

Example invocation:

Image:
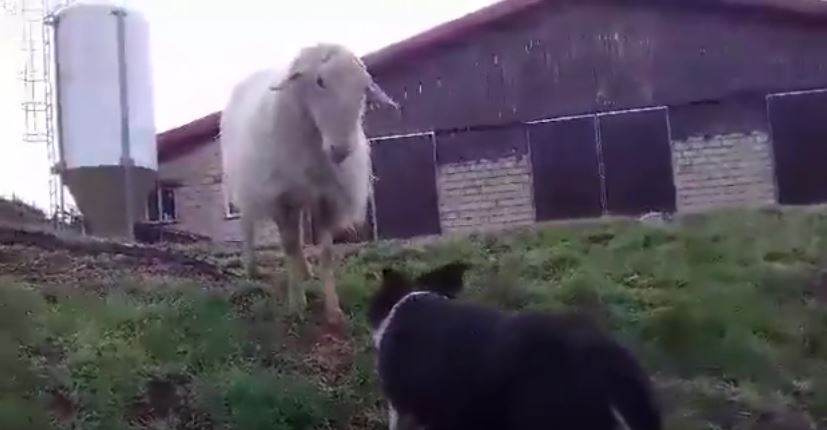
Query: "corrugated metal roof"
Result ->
[[157, 0, 827, 162]]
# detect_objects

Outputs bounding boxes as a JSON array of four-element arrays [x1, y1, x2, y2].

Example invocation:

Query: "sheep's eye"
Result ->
[[316, 77, 326, 88]]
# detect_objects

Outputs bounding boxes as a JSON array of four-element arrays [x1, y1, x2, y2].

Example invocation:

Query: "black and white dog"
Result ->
[[367, 261, 662, 430]]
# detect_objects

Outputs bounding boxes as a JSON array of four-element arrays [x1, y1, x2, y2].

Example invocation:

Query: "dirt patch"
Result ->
[[298, 316, 355, 386], [227, 281, 357, 385], [127, 373, 215, 430], [0, 224, 237, 291], [48, 390, 76, 424]]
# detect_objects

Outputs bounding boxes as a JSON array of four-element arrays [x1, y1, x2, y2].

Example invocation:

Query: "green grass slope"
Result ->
[[2, 207, 827, 429]]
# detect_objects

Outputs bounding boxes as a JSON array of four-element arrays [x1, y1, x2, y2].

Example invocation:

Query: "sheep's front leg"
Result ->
[[241, 215, 257, 278], [274, 206, 310, 316], [317, 228, 346, 328]]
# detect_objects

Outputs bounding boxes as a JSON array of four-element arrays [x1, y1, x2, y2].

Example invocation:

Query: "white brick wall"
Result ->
[[437, 155, 535, 233], [159, 128, 786, 242], [158, 138, 281, 245], [671, 131, 777, 212]]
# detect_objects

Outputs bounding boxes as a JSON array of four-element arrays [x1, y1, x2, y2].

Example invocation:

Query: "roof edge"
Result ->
[[362, 0, 543, 72], [156, 111, 221, 162], [157, 0, 827, 163]]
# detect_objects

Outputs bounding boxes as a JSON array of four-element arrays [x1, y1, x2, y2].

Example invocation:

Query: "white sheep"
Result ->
[[219, 43, 398, 327]]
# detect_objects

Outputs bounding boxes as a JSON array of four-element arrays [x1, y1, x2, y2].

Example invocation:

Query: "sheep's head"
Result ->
[[270, 43, 398, 164]]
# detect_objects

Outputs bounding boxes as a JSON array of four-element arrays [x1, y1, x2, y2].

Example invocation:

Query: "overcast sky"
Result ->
[[0, 0, 497, 211]]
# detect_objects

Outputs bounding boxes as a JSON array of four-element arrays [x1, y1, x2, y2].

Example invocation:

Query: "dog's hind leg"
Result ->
[[503, 371, 617, 430], [388, 404, 421, 430], [605, 345, 662, 430], [388, 405, 399, 430]]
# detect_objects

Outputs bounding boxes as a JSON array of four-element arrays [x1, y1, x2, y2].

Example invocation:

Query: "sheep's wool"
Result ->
[[218, 44, 375, 231]]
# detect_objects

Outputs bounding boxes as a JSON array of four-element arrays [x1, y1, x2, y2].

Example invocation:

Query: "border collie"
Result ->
[[367, 261, 662, 430]]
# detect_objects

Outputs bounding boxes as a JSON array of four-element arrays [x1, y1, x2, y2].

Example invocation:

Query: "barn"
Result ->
[[152, 0, 827, 245]]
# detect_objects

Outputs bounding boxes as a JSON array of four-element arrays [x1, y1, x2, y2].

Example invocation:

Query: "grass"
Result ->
[[3, 207, 827, 429]]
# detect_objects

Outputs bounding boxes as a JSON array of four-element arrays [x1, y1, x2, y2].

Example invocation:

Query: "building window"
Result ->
[[146, 184, 177, 223], [226, 200, 240, 218], [224, 181, 241, 219]]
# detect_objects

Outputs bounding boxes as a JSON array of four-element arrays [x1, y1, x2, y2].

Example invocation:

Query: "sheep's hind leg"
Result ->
[[274, 206, 310, 316], [298, 210, 314, 278]]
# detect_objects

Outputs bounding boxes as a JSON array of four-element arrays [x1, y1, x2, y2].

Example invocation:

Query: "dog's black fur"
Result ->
[[367, 262, 662, 430]]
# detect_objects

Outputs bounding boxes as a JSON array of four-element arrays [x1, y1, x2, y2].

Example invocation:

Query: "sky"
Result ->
[[0, 0, 497, 212]]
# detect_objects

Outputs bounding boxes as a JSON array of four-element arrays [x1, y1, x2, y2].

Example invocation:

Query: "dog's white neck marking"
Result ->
[[373, 291, 436, 349]]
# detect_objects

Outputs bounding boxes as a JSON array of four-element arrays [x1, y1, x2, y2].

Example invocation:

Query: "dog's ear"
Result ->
[[379, 267, 414, 295], [414, 261, 471, 298], [367, 266, 414, 328]]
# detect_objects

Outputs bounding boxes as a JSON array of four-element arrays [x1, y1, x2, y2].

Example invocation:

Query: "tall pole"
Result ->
[[113, 7, 134, 241], [46, 2, 67, 227]]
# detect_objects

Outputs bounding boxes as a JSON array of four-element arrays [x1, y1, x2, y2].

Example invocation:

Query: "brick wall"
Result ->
[[437, 155, 535, 233], [157, 138, 281, 245], [158, 128, 784, 243], [671, 131, 777, 212]]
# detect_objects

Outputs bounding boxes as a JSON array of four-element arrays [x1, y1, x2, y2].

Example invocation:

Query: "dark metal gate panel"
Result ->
[[436, 126, 528, 165], [598, 108, 676, 215], [528, 116, 603, 221], [768, 90, 827, 205], [371, 134, 442, 240]]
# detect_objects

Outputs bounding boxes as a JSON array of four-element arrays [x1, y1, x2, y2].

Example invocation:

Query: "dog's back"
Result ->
[[486, 312, 661, 430], [370, 263, 661, 430], [378, 300, 661, 430]]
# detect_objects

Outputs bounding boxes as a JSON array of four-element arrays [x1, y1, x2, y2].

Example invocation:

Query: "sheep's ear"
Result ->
[[269, 72, 301, 91], [366, 80, 399, 109], [271, 45, 337, 92], [414, 261, 471, 298], [319, 49, 335, 64]]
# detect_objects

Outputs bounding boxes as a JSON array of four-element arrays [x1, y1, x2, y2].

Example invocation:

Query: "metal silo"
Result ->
[[51, 0, 157, 240]]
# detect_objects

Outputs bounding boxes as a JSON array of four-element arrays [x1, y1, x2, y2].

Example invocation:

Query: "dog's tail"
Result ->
[[605, 345, 662, 430]]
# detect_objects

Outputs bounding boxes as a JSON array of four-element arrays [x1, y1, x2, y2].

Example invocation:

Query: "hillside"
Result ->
[[1, 207, 826, 429], [0, 196, 48, 227]]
